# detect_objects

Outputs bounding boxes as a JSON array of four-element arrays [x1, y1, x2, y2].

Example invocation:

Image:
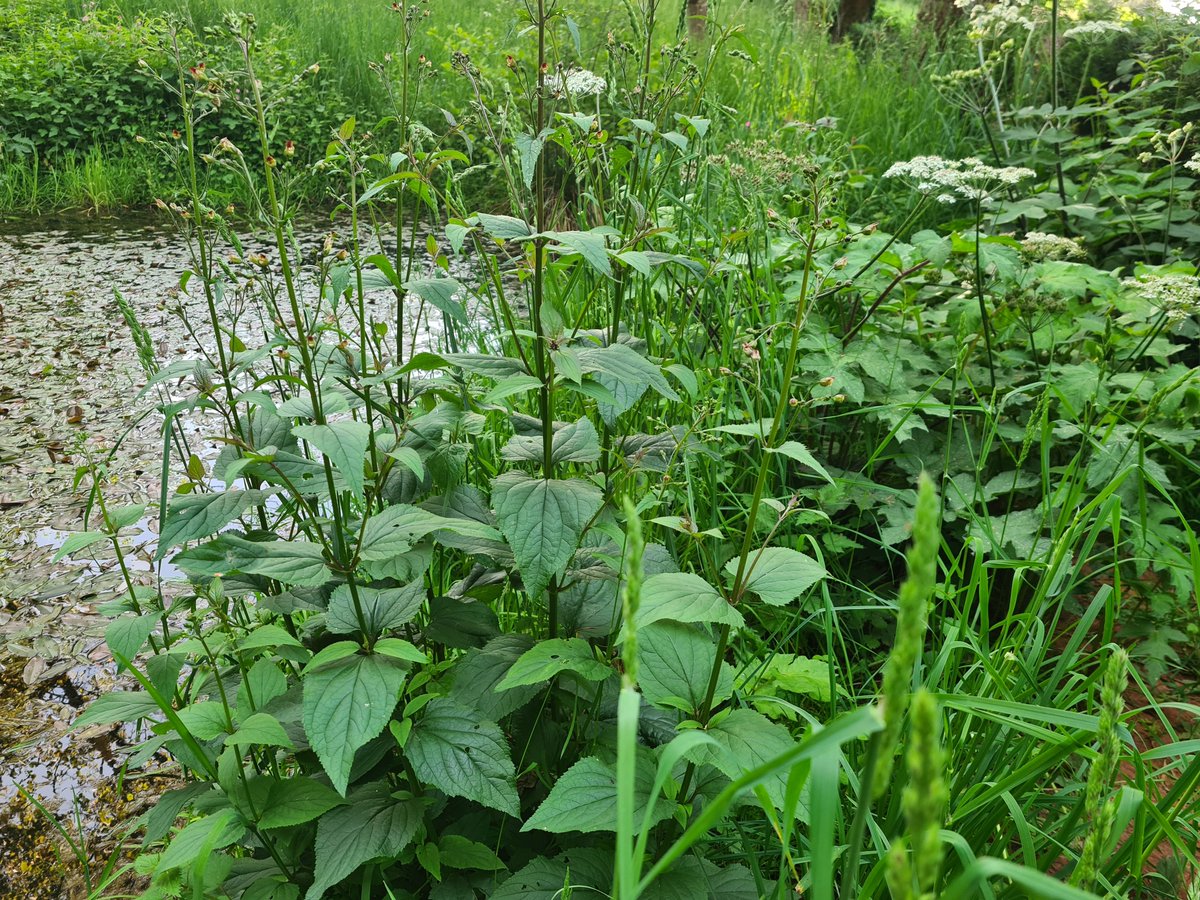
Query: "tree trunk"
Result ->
[[687, 0, 708, 41], [832, 0, 875, 40], [916, 0, 962, 43]]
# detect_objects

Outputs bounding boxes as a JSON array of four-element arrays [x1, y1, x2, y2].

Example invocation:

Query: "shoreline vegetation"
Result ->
[[1, 0, 1199, 898]]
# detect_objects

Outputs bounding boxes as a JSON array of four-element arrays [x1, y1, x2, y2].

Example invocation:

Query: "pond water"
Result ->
[[0, 212, 475, 892]]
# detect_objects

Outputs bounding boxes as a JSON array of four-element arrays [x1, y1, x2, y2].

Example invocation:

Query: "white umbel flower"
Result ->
[[1021, 231, 1086, 260], [545, 68, 607, 97], [1062, 21, 1130, 40], [884, 155, 1035, 203], [1122, 273, 1200, 324]]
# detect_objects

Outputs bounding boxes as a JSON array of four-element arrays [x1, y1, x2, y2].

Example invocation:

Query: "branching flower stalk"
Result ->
[[528, 0, 561, 638], [236, 17, 371, 639], [684, 183, 824, 753]]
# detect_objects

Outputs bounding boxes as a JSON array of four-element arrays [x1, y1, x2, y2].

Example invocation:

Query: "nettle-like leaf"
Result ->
[[74, 691, 160, 728], [157, 808, 245, 874], [727, 546, 827, 605], [492, 473, 604, 599], [687, 708, 800, 812], [157, 488, 266, 559], [406, 697, 519, 817], [578, 343, 680, 426], [522, 753, 674, 834], [449, 634, 540, 722], [501, 417, 601, 465], [358, 503, 499, 564], [404, 276, 466, 324], [256, 777, 345, 830], [326, 580, 424, 638], [632, 572, 744, 632], [293, 421, 371, 500], [495, 637, 611, 691], [303, 652, 408, 795], [173, 534, 332, 588], [307, 781, 423, 900], [636, 622, 733, 714], [493, 848, 612, 899]]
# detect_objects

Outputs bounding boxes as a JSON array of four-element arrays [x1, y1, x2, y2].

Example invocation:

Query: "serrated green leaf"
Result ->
[[475, 213, 533, 240], [501, 418, 601, 465], [407, 697, 519, 816], [157, 489, 265, 559], [728, 547, 827, 605], [522, 754, 673, 834], [293, 421, 371, 500], [496, 637, 611, 691], [374, 637, 428, 664], [106, 614, 160, 661], [74, 691, 160, 728], [326, 580, 425, 638], [515, 132, 544, 189], [492, 474, 604, 599], [766, 441, 834, 484], [227, 712, 294, 749], [637, 622, 731, 714], [307, 782, 422, 899], [404, 277, 466, 323], [387, 447, 425, 481], [157, 808, 244, 874], [632, 572, 744, 631], [257, 778, 345, 830], [52, 530, 108, 562], [303, 654, 407, 795], [548, 230, 612, 278], [688, 708, 799, 810], [359, 504, 498, 563], [438, 834, 506, 871]]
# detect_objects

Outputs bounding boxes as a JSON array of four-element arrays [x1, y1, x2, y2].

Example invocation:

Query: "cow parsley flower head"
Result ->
[[545, 67, 607, 97], [1185, 155, 1200, 174], [1062, 20, 1130, 41], [1021, 231, 1086, 260], [956, 0, 1039, 38], [1122, 273, 1200, 324], [884, 155, 1036, 204]]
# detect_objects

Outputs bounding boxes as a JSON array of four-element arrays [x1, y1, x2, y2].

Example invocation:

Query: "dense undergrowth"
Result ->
[[15, 0, 1200, 897]]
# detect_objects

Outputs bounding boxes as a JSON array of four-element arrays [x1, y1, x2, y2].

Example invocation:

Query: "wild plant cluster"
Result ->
[[40, 0, 1200, 898]]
